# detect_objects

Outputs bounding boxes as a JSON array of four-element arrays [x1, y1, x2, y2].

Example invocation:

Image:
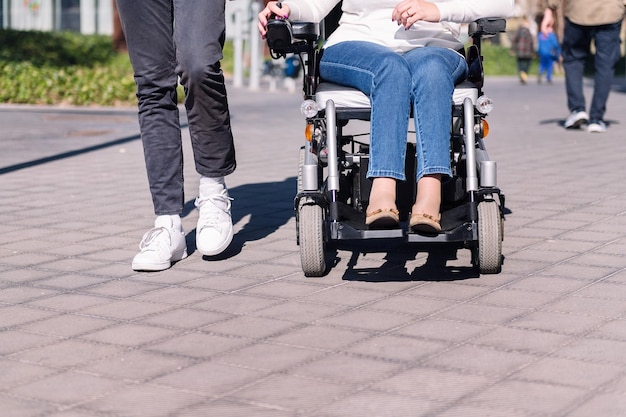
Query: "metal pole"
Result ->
[[94, 0, 99, 34], [233, 6, 244, 88], [248, 1, 261, 90]]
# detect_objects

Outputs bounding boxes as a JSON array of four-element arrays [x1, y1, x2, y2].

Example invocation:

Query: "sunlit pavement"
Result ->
[[1, 75, 626, 416]]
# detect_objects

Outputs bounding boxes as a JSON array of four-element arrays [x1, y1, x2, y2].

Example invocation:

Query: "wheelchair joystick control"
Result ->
[[266, 2, 293, 58]]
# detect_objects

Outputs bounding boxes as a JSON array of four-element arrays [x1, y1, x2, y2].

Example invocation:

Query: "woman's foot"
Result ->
[[410, 174, 442, 234], [409, 211, 441, 234], [366, 208, 400, 229], [366, 177, 399, 229]]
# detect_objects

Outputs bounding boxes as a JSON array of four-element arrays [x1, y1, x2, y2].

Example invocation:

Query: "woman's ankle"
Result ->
[[413, 175, 442, 215], [367, 177, 397, 213]]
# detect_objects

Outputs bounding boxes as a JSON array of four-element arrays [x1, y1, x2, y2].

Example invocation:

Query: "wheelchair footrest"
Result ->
[[329, 201, 477, 242], [330, 220, 476, 242], [440, 202, 472, 231]]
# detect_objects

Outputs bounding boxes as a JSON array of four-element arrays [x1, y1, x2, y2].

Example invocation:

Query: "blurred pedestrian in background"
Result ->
[[511, 16, 535, 85], [536, 25, 560, 84]]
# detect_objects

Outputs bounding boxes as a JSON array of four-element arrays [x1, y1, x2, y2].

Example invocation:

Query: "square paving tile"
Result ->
[[153, 361, 266, 396], [424, 345, 538, 376], [268, 324, 371, 351], [147, 332, 249, 359], [229, 374, 350, 413], [80, 350, 191, 381], [84, 384, 205, 417], [9, 371, 121, 405]]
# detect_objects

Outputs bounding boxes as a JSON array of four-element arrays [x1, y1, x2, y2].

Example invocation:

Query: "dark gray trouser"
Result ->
[[116, 0, 236, 215]]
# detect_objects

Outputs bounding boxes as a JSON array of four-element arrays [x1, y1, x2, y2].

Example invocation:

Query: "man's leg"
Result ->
[[589, 21, 622, 123], [116, 0, 185, 215], [174, 0, 236, 179], [561, 18, 591, 127], [116, 0, 188, 270], [174, 0, 236, 255]]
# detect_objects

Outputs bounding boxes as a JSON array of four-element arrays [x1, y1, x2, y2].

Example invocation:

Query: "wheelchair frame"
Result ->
[[266, 13, 507, 277]]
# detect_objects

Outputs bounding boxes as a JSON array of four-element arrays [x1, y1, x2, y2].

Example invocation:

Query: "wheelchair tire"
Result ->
[[298, 202, 327, 277], [475, 199, 503, 274]]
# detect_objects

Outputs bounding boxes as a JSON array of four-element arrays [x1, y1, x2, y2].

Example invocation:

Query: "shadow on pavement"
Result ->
[[0, 133, 141, 175], [181, 177, 297, 259], [336, 241, 481, 282], [539, 117, 620, 128]]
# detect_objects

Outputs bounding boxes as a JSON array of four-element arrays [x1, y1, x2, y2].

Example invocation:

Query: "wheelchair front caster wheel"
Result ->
[[298, 203, 327, 277], [473, 199, 503, 274]]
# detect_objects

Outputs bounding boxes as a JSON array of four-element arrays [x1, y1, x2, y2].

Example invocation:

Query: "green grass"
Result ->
[[3, 29, 620, 106]]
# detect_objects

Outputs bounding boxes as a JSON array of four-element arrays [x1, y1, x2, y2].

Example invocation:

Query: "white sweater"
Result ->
[[283, 0, 515, 53]]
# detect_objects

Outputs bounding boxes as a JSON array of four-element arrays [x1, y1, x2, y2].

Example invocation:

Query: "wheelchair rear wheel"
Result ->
[[298, 202, 327, 277], [474, 198, 503, 274]]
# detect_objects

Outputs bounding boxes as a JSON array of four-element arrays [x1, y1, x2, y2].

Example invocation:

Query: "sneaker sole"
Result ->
[[197, 227, 234, 256], [132, 250, 188, 272], [564, 119, 587, 129]]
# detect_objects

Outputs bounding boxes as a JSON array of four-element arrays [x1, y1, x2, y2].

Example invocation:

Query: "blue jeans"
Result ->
[[116, 0, 236, 215], [320, 42, 468, 181], [562, 18, 622, 122]]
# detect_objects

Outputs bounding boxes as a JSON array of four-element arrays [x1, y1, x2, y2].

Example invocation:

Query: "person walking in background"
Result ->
[[116, 0, 237, 271], [541, 0, 625, 133], [511, 16, 535, 85], [536, 25, 560, 84]]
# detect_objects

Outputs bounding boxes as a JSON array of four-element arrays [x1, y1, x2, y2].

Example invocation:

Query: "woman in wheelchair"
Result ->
[[259, 0, 513, 232]]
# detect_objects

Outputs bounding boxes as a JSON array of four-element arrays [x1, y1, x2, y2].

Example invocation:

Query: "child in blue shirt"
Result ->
[[537, 27, 561, 83]]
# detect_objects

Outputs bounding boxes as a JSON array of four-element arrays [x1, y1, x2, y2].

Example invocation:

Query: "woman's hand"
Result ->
[[392, 0, 440, 30], [258, 1, 291, 39]]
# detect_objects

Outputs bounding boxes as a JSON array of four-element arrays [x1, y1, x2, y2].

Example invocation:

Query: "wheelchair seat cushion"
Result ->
[[315, 80, 479, 110]]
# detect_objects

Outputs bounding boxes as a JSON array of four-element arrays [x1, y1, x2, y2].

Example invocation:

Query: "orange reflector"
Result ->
[[305, 123, 314, 141], [482, 119, 489, 138]]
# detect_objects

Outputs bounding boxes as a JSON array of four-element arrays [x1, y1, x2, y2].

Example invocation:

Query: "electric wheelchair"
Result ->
[[266, 6, 506, 277]]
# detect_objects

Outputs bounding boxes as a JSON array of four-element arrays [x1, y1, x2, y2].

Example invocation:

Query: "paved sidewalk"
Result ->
[[1, 76, 626, 417]]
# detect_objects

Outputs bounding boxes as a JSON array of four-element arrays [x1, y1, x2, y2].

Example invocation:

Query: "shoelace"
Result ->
[[138, 227, 170, 251], [196, 193, 233, 230]]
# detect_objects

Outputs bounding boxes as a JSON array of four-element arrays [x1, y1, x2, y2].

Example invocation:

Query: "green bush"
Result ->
[[0, 56, 137, 106], [0, 29, 237, 106], [0, 29, 116, 67], [1, 29, 136, 105]]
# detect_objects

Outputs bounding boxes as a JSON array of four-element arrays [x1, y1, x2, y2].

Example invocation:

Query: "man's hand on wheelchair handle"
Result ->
[[258, 1, 291, 39]]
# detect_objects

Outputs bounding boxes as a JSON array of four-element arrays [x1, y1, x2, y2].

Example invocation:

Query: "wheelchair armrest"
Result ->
[[468, 17, 506, 38], [465, 18, 505, 90], [292, 22, 320, 41]]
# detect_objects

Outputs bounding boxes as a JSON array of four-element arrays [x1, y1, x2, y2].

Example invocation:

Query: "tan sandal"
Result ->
[[409, 212, 441, 234], [366, 208, 400, 229]]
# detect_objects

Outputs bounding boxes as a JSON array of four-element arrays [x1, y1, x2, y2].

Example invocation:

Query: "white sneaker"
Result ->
[[132, 217, 187, 271], [587, 120, 607, 133], [564, 110, 588, 129], [195, 186, 233, 256]]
